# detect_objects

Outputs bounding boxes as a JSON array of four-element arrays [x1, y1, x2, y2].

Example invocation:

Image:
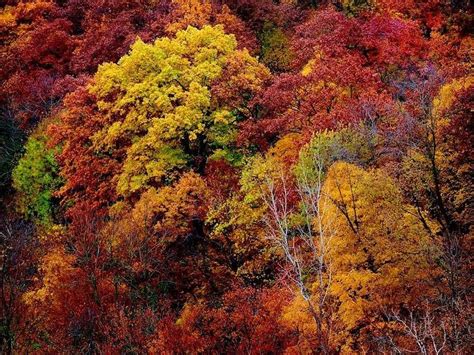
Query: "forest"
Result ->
[[0, 0, 472, 353]]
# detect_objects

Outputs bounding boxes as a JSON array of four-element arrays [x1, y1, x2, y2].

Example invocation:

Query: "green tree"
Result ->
[[12, 136, 62, 225]]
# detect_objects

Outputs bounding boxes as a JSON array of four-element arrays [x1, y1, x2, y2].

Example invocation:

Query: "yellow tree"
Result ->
[[322, 161, 441, 352], [89, 25, 269, 197], [262, 128, 376, 352]]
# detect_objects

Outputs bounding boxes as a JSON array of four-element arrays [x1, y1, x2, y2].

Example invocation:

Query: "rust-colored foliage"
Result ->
[[240, 6, 428, 145], [48, 86, 120, 220], [1, 1, 172, 127]]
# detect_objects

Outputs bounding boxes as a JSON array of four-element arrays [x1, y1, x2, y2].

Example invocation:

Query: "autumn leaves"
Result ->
[[2, 0, 472, 353]]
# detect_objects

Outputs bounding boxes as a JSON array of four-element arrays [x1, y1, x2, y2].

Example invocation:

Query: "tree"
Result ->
[[88, 24, 268, 198], [260, 128, 376, 352], [263, 137, 336, 353], [154, 285, 295, 353], [395, 72, 473, 351], [241, 6, 426, 146], [48, 86, 120, 220], [259, 22, 293, 72], [2, 1, 472, 353], [12, 130, 62, 226], [0, 0, 172, 126], [322, 161, 440, 351]]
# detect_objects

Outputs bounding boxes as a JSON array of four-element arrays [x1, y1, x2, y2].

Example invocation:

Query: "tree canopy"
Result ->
[[1, 0, 472, 353]]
